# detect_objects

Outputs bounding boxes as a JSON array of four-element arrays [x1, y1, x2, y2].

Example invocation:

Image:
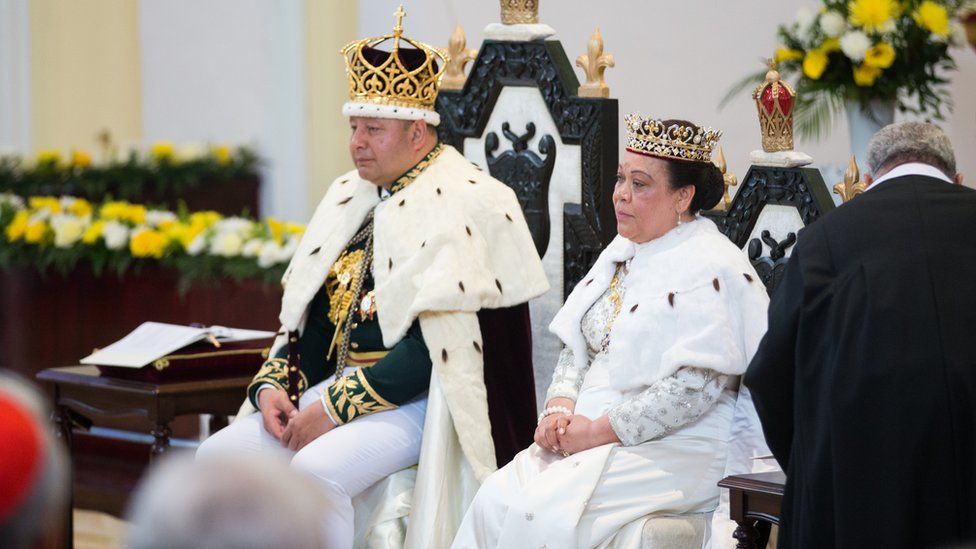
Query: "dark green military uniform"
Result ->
[[248, 146, 445, 424]]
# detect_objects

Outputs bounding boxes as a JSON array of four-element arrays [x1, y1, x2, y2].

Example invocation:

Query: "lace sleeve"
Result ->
[[607, 366, 729, 446], [544, 346, 589, 404]]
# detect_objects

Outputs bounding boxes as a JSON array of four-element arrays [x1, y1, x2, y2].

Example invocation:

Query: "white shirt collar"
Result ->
[[867, 162, 953, 191]]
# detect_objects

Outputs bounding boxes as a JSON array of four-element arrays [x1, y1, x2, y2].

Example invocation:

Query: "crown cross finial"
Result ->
[[576, 27, 615, 98], [393, 4, 406, 38]]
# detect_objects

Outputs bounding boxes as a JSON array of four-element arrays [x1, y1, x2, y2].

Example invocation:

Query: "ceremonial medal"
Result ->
[[358, 291, 376, 321]]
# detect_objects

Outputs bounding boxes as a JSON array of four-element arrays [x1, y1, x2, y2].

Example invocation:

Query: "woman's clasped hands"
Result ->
[[534, 398, 620, 457]]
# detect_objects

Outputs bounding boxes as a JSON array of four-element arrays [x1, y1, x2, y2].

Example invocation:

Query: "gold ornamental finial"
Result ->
[[576, 27, 615, 98], [393, 4, 406, 38], [712, 146, 738, 211], [500, 0, 539, 25], [441, 25, 478, 91], [833, 155, 866, 202]]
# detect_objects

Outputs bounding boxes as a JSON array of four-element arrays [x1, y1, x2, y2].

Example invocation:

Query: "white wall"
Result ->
[[0, 0, 31, 155], [139, 0, 308, 220], [359, 0, 976, 187]]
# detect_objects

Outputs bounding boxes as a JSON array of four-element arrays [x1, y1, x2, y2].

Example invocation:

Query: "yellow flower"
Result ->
[[212, 145, 232, 166], [284, 223, 305, 236], [66, 198, 93, 217], [853, 64, 883, 86], [189, 211, 222, 229], [775, 47, 804, 63], [151, 141, 175, 162], [5, 211, 29, 241], [864, 42, 896, 68], [100, 201, 146, 225], [35, 150, 62, 168], [803, 49, 829, 80], [913, 1, 950, 37], [72, 150, 92, 169], [820, 37, 842, 52], [266, 217, 284, 244], [29, 196, 62, 213], [99, 201, 127, 221], [125, 204, 146, 225], [82, 220, 104, 244], [25, 220, 48, 244], [848, 0, 898, 33], [129, 228, 168, 258]]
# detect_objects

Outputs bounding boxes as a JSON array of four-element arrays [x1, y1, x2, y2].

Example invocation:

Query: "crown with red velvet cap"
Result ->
[[753, 59, 796, 153]]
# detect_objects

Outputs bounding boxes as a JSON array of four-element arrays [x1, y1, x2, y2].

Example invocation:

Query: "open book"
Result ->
[[81, 322, 276, 369]]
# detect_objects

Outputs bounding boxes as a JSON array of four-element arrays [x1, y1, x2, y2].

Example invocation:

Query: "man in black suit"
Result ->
[[745, 122, 975, 548]]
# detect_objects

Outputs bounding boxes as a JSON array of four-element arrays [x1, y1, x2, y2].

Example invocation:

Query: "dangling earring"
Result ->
[[675, 211, 683, 232]]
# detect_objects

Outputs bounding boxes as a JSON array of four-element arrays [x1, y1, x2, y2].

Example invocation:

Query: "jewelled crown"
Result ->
[[753, 60, 796, 152], [624, 114, 723, 163], [340, 5, 449, 126]]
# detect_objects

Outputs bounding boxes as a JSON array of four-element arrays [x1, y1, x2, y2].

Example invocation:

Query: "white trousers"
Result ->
[[197, 371, 427, 549]]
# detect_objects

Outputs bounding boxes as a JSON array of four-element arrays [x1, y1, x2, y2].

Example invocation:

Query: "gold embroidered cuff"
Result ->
[[324, 368, 397, 424], [248, 358, 308, 406]]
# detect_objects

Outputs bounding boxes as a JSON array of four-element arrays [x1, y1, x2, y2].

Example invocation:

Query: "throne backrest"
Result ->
[[436, 38, 617, 408]]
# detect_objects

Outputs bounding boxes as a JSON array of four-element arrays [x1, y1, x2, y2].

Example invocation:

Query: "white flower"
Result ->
[[257, 241, 283, 268], [840, 31, 872, 62], [242, 238, 263, 257], [102, 220, 129, 250], [878, 19, 896, 34], [820, 11, 846, 37], [177, 143, 206, 162], [0, 193, 25, 210], [795, 6, 818, 36], [949, 22, 965, 45], [210, 231, 244, 257], [186, 234, 207, 255], [145, 210, 177, 227], [50, 214, 86, 248], [214, 217, 254, 237]]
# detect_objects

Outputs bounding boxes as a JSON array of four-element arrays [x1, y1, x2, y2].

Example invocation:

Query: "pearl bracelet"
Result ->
[[537, 405, 573, 425]]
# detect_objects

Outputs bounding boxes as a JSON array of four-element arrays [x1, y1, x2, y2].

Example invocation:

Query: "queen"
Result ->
[[452, 114, 771, 548]]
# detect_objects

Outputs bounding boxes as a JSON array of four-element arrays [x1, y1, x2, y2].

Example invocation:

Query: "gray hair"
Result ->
[[0, 372, 70, 549], [126, 453, 333, 549], [865, 122, 956, 178]]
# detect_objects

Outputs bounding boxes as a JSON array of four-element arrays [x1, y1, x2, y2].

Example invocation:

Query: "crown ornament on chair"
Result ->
[[753, 60, 796, 152], [624, 114, 722, 163], [340, 5, 449, 125]]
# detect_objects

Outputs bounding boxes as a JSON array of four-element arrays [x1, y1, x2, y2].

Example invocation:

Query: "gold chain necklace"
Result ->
[[600, 261, 628, 353]]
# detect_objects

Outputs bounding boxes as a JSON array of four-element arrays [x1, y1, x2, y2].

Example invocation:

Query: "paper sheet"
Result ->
[[80, 322, 275, 368]]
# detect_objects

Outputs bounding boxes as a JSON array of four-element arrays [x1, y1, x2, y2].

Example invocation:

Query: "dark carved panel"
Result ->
[[485, 122, 555, 257], [436, 39, 618, 300], [704, 165, 835, 294], [747, 230, 797, 294], [564, 203, 605, 298]]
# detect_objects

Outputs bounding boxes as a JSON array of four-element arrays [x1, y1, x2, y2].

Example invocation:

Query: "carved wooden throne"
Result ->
[[436, 38, 618, 406]]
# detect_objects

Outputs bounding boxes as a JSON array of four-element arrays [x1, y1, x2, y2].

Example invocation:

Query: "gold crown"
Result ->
[[753, 60, 796, 152], [624, 114, 722, 163], [500, 0, 539, 24], [340, 5, 448, 122]]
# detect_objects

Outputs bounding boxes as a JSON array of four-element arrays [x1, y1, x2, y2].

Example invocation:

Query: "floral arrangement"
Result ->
[[725, 0, 966, 138], [0, 193, 303, 290], [0, 142, 259, 204]]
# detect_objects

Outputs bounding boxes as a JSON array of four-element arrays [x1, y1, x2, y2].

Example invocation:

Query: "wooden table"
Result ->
[[36, 366, 251, 547], [718, 471, 787, 549]]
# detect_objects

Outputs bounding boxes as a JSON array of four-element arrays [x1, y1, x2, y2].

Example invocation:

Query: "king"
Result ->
[[197, 7, 549, 548]]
